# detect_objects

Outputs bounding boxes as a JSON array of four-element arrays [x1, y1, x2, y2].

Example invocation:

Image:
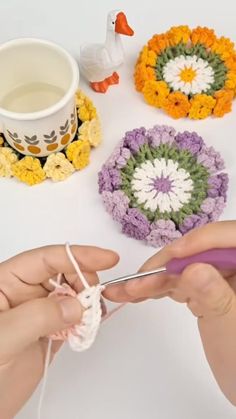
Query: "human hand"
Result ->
[[0, 245, 118, 418], [104, 221, 236, 404], [104, 221, 236, 311]]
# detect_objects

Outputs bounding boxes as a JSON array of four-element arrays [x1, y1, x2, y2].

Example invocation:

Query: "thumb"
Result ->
[[0, 296, 82, 362], [180, 263, 236, 318]]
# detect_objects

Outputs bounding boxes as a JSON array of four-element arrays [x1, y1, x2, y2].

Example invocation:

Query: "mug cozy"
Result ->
[[134, 26, 236, 119], [98, 125, 229, 247], [0, 90, 102, 185]]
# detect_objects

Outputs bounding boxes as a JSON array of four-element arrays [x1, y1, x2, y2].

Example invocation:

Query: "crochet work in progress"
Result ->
[[134, 26, 236, 119], [38, 244, 104, 419], [0, 90, 102, 185], [38, 244, 124, 419], [49, 245, 104, 351], [98, 125, 229, 247]]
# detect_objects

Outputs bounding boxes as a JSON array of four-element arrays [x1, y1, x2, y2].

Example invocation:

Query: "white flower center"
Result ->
[[131, 158, 194, 213], [163, 55, 215, 95]]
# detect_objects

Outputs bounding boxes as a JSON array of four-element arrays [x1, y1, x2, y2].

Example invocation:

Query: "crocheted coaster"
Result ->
[[134, 26, 236, 119], [0, 90, 101, 185], [98, 125, 228, 247]]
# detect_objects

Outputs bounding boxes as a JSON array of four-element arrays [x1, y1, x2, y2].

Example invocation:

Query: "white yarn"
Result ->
[[68, 285, 104, 351], [162, 55, 214, 95], [37, 273, 63, 419], [37, 338, 52, 419], [62, 243, 103, 352], [38, 245, 103, 418], [131, 158, 193, 213], [65, 242, 90, 290]]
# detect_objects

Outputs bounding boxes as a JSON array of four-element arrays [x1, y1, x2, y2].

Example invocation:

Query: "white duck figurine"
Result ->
[[80, 10, 134, 93]]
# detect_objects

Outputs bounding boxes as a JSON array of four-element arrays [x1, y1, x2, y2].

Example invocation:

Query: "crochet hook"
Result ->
[[102, 248, 236, 287]]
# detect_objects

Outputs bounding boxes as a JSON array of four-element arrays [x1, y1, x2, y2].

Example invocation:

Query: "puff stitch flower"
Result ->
[[12, 157, 46, 186], [189, 94, 216, 119], [213, 90, 234, 117], [44, 153, 75, 181], [167, 25, 191, 45], [191, 27, 216, 48], [0, 148, 18, 177], [79, 117, 102, 147], [134, 63, 156, 92], [143, 80, 170, 108], [66, 140, 90, 170], [76, 90, 97, 121], [164, 92, 190, 119]]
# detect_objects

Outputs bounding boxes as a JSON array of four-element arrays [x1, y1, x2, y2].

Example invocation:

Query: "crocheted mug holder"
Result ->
[[0, 90, 102, 185], [134, 26, 236, 119], [98, 125, 228, 247]]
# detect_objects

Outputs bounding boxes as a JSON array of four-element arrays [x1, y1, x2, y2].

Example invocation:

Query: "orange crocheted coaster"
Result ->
[[134, 26, 236, 119]]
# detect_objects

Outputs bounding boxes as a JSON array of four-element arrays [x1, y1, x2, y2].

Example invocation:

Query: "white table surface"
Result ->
[[1, 0, 236, 417]]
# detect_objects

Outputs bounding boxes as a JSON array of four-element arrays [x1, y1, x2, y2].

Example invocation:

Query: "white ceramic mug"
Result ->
[[0, 38, 79, 157]]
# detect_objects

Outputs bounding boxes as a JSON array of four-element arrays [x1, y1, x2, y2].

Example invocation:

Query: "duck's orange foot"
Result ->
[[90, 80, 109, 93], [106, 72, 120, 85]]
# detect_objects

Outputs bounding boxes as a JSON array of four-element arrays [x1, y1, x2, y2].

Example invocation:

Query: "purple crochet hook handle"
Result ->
[[166, 248, 236, 275]]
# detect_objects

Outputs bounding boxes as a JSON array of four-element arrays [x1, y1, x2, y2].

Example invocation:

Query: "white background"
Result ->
[[0, 0, 236, 418]]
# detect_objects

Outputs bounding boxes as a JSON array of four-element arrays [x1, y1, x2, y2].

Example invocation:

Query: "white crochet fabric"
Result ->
[[38, 244, 104, 418], [163, 55, 214, 95], [68, 285, 104, 351], [49, 242, 104, 351]]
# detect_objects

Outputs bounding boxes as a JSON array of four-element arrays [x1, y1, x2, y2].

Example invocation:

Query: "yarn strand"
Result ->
[[65, 242, 90, 289], [37, 273, 62, 419], [37, 244, 125, 419], [37, 338, 52, 419]]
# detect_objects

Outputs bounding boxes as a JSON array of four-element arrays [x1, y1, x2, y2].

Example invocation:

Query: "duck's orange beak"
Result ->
[[115, 12, 134, 36]]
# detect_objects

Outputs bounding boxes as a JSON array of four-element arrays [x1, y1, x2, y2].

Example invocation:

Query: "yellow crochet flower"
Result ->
[[44, 153, 75, 181], [146, 50, 157, 67], [167, 25, 191, 46], [75, 89, 86, 107], [224, 56, 236, 72], [66, 140, 90, 170], [76, 90, 97, 122], [148, 34, 170, 54], [143, 80, 170, 108], [189, 94, 216, 119], [0, 135, 4, 146], [12, 156, 45, 186], [211, 37, 235, 60], [134, 63, 156, 92], [225, 71, 236, 91], [191, 27, 216, 48], [79, 118, 102, 147], [136, 46, 157, 67], [0, 148, 18, 177], [164, 92, 190, 119], [137, 46, 149, 65], [213, 90, 234, 117]]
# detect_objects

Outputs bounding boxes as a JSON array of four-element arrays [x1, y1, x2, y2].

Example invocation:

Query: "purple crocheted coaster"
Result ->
[[98, 125, 228, 247]]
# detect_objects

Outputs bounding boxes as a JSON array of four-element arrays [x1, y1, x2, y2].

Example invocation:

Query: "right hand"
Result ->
[[104, 221, 236, 405]]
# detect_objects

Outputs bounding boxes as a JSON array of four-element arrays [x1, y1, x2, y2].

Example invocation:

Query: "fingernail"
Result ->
[[58, 297, 82, 324]]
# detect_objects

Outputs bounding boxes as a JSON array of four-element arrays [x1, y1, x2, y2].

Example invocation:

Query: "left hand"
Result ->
[[0, 245, 119, 418]]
